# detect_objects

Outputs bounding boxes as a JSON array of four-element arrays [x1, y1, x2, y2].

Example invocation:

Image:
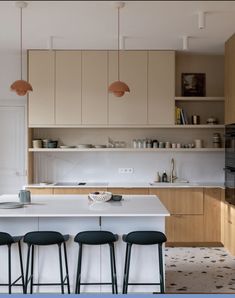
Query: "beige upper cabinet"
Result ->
[[55, 51, 82, 125], [28, 51, 55, 126], [108, 51, 148, 125], [225, 35, 235, 125], [82, 51, 108, 125], [148, 51, 175, 125]]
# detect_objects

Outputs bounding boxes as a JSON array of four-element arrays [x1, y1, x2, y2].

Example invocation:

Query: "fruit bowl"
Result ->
[[88, 191, 112, 203]]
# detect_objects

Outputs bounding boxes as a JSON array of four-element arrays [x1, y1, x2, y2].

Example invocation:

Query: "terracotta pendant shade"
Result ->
[[11, 2, 33, 96], [108, 80, 130, 97], [108, 2, 130, 98], [11, 80, 33, 96]]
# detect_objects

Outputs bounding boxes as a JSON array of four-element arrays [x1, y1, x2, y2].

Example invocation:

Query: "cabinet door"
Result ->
[[108, 188, 149, 195], [150, 188, 203, 215], [167, 215, 204, 243], [148, 51, 175, 125], [28, 51, 55, 126], [82, 51, 108, 125], [55, 51, 82, 125], [26, 188, 53, 195], [225, 35, 235, 124], [203, 188, 221, 242], [53, 188, 107, 194], [108, 51, 148, 125]]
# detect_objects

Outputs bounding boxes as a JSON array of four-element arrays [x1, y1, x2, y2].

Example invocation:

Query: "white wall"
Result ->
[[34, 151, 224, 184], [0, 51, 27, 193]]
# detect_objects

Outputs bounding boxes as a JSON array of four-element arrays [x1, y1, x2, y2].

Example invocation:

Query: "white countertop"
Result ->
[[0, 195, 170, 218], [25, 182, 225, 189]]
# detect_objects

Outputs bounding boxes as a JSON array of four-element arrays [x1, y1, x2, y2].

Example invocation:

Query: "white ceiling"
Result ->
[[1, 1, 235, 54]]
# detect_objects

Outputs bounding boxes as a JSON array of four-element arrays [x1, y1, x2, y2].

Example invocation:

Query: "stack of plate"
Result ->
[[77, 144, 93, 148], [60, 146, 76, 149]]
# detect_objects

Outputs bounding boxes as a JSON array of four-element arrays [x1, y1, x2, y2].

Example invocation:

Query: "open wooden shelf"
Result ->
[[29, 148, 225, 153], [175, 97, 224, 102]]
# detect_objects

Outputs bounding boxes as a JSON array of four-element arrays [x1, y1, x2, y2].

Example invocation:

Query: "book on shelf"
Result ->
[[175, 106, 188, 125]]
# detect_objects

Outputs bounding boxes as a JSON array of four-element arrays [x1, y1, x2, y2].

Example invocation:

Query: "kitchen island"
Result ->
[[0, 194, 169, 293]]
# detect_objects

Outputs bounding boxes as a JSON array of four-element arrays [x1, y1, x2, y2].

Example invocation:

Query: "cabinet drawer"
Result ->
[[149, 188, 204, 215], [26, 188, 53, 195], [108, 188, 149, 195], [227, 204, 235, 225], [53, 188, 107, 195], [166, 215, 204, 242]]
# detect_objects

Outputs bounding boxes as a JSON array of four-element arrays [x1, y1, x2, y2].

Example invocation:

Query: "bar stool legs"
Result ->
[[75, 243, 118, 294], [75, 243, 82, 294], [122, 243, 132, 294], [158, 243, 164, 294], [109, 243, 118, 294], [24, 243, 70, 294], [122, 231, 167, 294]]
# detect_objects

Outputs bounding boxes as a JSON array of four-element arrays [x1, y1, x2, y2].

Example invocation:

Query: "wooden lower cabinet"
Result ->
[[203, 188, 221, 242], [150, 187, 221, 245], [53, 188, 107, 194], [26, 188, 53, 195], [166, 215, 204, 243], [108, 188, 149, 195]]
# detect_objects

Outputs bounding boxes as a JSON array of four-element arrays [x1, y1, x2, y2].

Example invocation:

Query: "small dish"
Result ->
[[94, 145, 106, 148], [0, 202, 24, 209], [77, 144, 93, 148]]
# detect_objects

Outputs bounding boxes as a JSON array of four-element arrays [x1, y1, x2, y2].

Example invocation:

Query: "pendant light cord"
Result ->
[[117, 6, 120, 81], [20, 7, 23, 80]]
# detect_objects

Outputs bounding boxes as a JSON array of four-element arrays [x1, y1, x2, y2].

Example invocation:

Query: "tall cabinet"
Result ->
[[225, 34, 235, 125]]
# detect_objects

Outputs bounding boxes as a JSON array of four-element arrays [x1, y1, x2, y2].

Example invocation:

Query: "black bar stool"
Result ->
[[122, 231, 167, 294], [0, 232, 24, 294], [74, 231, 118, 294], [23, 231, 70, 294]]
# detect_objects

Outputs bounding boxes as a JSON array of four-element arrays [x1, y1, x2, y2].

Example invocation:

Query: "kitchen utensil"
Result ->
[[0, 202, 24, 209], [77, 144, 92, 148], [42, 139, 51, 148], [94, 145, 106, 148], [18, 190, 31, 204], [47, 141, 58, 148], [194, 139, 203, 148], [165, 142, 172, 148], [33, 139, 42, 148], [192, 115, 200, 125], [111, 195, 123, 201], [88, 191, 112, 203], [60, 145, 76, 149], [207, 117, 218, 125]]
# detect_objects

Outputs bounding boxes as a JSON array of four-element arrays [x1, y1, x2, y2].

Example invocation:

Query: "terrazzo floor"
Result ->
[[165, 247, 235, 293]]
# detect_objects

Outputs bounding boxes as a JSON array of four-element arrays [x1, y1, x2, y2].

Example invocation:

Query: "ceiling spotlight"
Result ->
[[198, 11, 206, 29], [182, 36, 189, 51]]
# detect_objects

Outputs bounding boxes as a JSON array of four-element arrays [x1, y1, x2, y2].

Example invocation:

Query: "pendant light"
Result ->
[[11, 1, 33, 96], [108, 2, 130, 97]]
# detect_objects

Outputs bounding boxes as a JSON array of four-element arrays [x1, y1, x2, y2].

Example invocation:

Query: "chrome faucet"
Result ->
[[170, 158, 177, 183]]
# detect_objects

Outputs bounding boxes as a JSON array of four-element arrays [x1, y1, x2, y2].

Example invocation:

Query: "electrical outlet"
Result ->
[[118, 168, 134, 174]]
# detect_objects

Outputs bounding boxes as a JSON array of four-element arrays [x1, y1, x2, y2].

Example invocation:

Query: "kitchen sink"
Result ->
[[149, 181, 192, 187], [54, 182, 108, 187]]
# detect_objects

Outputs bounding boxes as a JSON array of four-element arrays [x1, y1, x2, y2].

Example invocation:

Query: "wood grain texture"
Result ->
[[53, 188, 107, 195], [149, 188, 204, 214], [108, 188, 149, 195], [27, 188, 54, 195], [203, 188, 221, 242]]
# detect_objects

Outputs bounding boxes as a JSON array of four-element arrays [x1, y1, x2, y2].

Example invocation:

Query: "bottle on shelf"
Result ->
[[162, 171, 168, 183]]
